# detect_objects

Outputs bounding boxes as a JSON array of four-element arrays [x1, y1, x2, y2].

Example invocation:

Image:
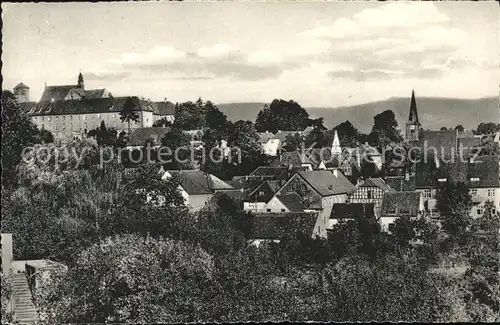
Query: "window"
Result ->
[[424, 189, 432, 198], [48, 117, 51, 121], [388, 223, 395, 232], [438, 178, 447, 182], [259, 191, 265, 196], [488, 189, 495, 197], [301, 184, 307, 192], [431, 208, 439, 213], [367, 190, 372, 199], [267, 209, 271, 213], [281, 209, 286, 212], [470, 189, 478, 196], [387, 207, 397, 214], [470, 177, 480, 182], [476, 207, 483, 216]]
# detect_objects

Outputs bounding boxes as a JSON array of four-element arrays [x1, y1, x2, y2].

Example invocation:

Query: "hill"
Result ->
[[217, 97, 499, 133]]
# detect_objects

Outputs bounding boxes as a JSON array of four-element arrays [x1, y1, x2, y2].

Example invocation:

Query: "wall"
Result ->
[[263, 197, 289, 213], [188, 194, 213, 211], [1, 233, 13, 275], [243, 202, 267, 213], [348, 186, 385, 217], [276, 174, 323, 209]]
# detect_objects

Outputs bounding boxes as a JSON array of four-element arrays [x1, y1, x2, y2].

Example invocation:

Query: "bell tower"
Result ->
[[405, 90, 421, 141]]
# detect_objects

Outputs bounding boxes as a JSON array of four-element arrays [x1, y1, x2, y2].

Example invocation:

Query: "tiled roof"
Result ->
[[39, 85, 76, 102], [127, 127, 171, 146], [415, 156, 499, 189], [380, 191, 422, 217], [384, 176, 416, 191], [30, 96, 154, 116], [246, 212, 318, 240], [330, 203, 375, 219], [298, 170, 355, 196], [84, 89, 106, 99], [165, 170, 233, 195], [276, 192, 305, 212], [361, 177, 394, 191], [152, 101, 175, 116], [417, 130, 458, 158]]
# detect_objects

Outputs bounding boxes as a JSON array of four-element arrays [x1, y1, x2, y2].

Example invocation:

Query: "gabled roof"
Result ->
[[247, 181, 281, 202], [30, 96, 154, 116], [380, 191, 422, 217], [246, 212, 318, 240], [276, 192, 305, 212], [165, 170, 233, 195], [415, 156, 499, 189], [330, 203, 375, 220], [84, 89, 107, 99], [152, 101, 175, 116], [360, 178, 394, 191], [40, 85, 76, 102], [298, 170, 355, 196], [417, 130, 458, 158]]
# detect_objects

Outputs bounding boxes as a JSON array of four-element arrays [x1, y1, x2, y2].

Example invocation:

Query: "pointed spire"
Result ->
[[331, 130, 342, 157], [408, 89, 419, 123]]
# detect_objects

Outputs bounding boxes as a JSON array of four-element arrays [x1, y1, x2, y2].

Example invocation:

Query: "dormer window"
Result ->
[[470, 177, 480, 182], [438, 178, 447, 182]]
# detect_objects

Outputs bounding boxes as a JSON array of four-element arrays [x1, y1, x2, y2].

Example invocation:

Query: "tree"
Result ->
[[440, 126, 449, 131], [333, 120, 364, 147], [37, 234, 215, 323], [455, 125, 465, 133], [437, 181, 473, 239], [40, 129, 54, 143], [160, 126, 194, 169], [1, 275, 13, 323], [283, 133, 303, 151], [255, 99, 311, 132], [205, 101, 229, 132], [475, 122, 500, 135], [174, 101, 207, 129], [368, 110, 403, 149], [1, 90, 42, 187], [120, 97, 140, 134], [88, 121, 118, 146]]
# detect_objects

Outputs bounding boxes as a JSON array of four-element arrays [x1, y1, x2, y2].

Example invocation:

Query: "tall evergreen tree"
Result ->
[[120, 97, 140, 134]]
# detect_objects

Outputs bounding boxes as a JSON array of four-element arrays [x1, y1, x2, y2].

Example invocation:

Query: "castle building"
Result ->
[[15, 73, 175, 140], [405, 90, 421, 141]]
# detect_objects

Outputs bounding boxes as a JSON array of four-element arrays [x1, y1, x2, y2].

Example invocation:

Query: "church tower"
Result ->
[[405, 90, 421, 141], [77, 72, 84, 90], [331, 129, 342, 157]]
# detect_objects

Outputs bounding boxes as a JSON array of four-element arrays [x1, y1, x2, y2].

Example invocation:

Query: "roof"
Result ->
[[246, 212, 318, 240], [127, 127, 171, 146], [415, 156, 499, 189], [360, 178, 394, 191], [298, 170, 355, 196], [29, 96, 154, 116], [14, 82, 29, 89], [40, 85, 76, 102], [258, 130, 301, 144], [457, 136, 482, 156], [408, 90, 420, 124], [25, 259, 67, 271], [152, 101, 175, 116], [17, 102, 38, 115], [384, 176, 416, 191], [417, 130, 458, 158], [330, 203, 375, 220], [276, 192, 305, 212], [165, 170, 233, 195], [84, 89, 106, 99], [380, 191, 422, 217], [247, 180, 284, 202], [250, 166, 307, 179]]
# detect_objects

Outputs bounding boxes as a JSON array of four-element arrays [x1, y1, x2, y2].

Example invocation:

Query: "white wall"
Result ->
[[243, 202, 267, 213], [263, 196, 289, 213]]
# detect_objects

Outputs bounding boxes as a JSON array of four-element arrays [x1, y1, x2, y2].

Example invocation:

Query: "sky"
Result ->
[[2, 1, 499, 107]]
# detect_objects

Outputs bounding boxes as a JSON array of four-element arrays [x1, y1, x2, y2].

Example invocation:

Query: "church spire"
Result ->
[[331, 129, 342, 157], [408, 89, 419, 123]]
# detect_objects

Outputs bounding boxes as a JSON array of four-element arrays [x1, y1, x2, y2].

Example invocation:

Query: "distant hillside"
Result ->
[[218, 97, 499, 133]]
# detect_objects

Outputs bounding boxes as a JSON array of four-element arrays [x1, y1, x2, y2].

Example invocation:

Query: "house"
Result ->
[[259, 130, 307, 157], [162, 170, 234, 211], [415, 155, 500, 218], [347, 178, 394, 217], [271, 151, 316, 170], [244, 180, 283, 212], [151, 100, 175, 124], [245, 212, 323, 247], [263, 192, 309, 213], [271, 169, 356, 238], [380, 191, 425, 232], [416, 130, 459, 160], [328, 203, 376, 230]]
